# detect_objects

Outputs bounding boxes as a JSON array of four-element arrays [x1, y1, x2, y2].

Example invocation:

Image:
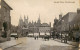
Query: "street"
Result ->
[[4, 37, 75, 50]]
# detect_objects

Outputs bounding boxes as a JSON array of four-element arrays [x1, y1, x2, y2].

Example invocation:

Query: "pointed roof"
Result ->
[[37, 14, 41, 23], [3, 0, 13, 10], [20, 15, 22, 20], [27, 15, 28, 19], [38, 14, 40, 21], [24, 15, 26, 19]]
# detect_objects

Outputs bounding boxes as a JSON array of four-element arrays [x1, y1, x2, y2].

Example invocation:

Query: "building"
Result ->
[[53, 14, 63, 32], [18, 16, 23, 37], [53, 9, 80, 41], [70, 9, 80, 38], [62, 12, 77, 31], [18, 15, 51, 37], [0, 0, 12, 42], [39, 23, 51, 33], [53, 12, 77, 32], [23, 15, 28, 28], [39, 23, 51, 36]]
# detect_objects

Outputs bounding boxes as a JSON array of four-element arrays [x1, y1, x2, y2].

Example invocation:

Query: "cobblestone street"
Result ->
[[3, 37, 76, 50]]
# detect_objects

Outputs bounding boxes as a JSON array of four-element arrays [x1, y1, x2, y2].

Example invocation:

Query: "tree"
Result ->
[[3, 22, 7, 31], [2, 22, 7, 38]]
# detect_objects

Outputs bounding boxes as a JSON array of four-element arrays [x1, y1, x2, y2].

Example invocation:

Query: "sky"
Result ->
[[4, 0, 80, 27]]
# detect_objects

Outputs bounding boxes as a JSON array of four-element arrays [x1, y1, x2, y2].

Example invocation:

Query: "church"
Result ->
[[18, 15, 51, 37]]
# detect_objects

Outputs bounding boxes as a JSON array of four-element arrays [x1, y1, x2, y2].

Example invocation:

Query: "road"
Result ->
[[5, 37, 75, 50]]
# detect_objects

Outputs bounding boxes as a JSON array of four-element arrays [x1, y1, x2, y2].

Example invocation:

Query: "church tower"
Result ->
[[36, 14, 41, 27], [23, 15, 29, 28], [37, 14, 41, 24], [27, 15, 29, 28], [19, 16, 23, 28], [27, 15, 28, 24]]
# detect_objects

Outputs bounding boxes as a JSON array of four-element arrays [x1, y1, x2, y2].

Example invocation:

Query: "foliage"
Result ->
[[3, 22, 7, 31]]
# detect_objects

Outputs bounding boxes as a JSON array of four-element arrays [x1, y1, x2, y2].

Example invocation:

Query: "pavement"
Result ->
[[0, 37, 22, 50], [0, 37, 79, 50], [53, 39, 78, 47]]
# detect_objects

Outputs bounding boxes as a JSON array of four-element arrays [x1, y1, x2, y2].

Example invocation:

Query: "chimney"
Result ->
[[77, 8, 80, 14], [59, 14, 62, 20]]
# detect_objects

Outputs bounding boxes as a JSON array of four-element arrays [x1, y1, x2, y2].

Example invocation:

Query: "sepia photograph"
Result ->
[[0, 0, 80, 50]]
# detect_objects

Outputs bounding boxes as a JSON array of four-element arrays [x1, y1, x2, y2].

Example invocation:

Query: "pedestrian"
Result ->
[[37, 36, 38, 40], [64, 35, 67, 43], [35, 36, 36, 40], [34, 35, 37, 40], [44, 33, 47, 41], [75, 32, 79, 42]]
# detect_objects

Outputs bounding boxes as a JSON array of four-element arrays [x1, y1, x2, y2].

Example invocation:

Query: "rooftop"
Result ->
[[41, 23, 50, 27]]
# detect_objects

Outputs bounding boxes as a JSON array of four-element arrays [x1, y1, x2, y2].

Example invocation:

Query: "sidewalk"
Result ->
[[53, 39, 78, 47], [0, 38, 22, 50], [40, 38, 75, 50]]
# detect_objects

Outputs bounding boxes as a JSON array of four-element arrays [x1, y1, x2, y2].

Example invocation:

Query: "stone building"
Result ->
[[18, 15, 41, 33], [39, 23, 51, 33], [0, 0, 12, 42], [62, 12, 77, 31], [53, 9, 80, 41], [53, 12, 77, 32], [18, 15, 51, 37], [23, 15, 28, 28], [18, 16, 23, 37], [70, 9, 80, 38], [39, 23, 51, 36], [53, 14, 63, 32]]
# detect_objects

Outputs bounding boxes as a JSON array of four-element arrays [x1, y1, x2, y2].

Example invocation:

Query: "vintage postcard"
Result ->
[[0, 0, 80, 50]]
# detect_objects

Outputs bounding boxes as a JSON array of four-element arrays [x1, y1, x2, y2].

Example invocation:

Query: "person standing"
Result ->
[[44, 33, 47, 41], [34, 35, 37, 40], [76, 32, 79, 42], [37, 36, 38, 40]]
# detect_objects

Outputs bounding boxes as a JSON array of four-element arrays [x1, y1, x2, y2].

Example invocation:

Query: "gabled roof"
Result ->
[[3, 0, 13, 10], [62, 12, 77, 20]]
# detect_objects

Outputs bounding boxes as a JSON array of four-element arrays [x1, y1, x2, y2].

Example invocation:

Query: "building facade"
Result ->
[[18, 15, 51, 37], [39, 23, 51, 33], [53, 12, 77, 32], [0, 0, 12, 42], [53, 9, 80, 41]]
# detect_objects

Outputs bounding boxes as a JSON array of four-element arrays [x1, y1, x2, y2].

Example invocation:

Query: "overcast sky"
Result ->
[[4, 0, 80, 26]]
